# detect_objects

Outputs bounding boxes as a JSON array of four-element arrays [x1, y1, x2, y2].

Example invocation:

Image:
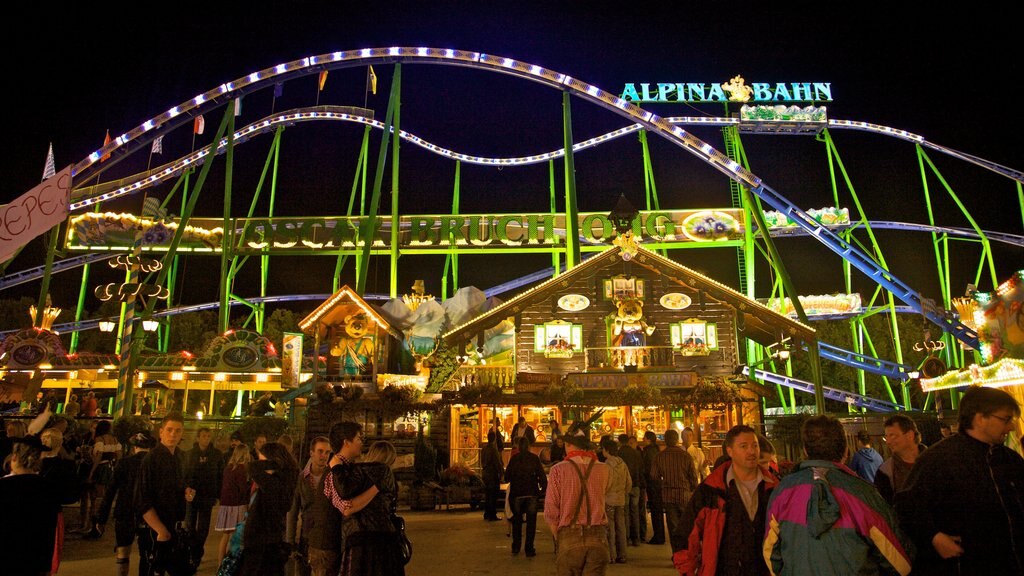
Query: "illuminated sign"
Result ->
[[621, 75, 832, 104], [66, 209, 747, 254]]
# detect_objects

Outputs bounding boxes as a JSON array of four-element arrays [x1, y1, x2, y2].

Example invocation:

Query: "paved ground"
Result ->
[[59, 504, 679, 575]]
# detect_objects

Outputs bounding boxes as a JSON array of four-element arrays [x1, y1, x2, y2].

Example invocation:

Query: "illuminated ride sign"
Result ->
[[621, 75, 832, 104], [66, 206, 852, 255], [66, 209, 747, 254]]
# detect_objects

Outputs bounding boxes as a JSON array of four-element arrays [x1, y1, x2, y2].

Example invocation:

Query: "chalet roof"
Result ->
[[442, 245, 815, 346], [298, 285, 401, 340]]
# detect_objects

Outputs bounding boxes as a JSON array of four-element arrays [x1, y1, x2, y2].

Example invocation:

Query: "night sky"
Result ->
[[3, 2, 1021, 316]]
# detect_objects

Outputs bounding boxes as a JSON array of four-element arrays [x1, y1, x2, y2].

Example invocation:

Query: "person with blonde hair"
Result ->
[[216, 444, 253, 565], [364, 440, 397, 466]]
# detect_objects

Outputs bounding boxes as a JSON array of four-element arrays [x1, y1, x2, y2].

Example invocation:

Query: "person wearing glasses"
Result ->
[[899, 386, 1024, 575], [874, 415, 924, 506]]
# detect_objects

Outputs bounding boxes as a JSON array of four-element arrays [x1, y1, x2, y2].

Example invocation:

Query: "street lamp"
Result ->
[[142, 319, 160, 332], [98, 320, 116, 333]]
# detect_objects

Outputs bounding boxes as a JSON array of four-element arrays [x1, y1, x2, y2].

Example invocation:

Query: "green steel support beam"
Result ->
[[562, 92, 581, 270], [34, 224, 61, 327], [389, 67, 402, 299], [218, 101, 237, 332], [357, 64, 401, 295], [140, 107, 234, 320], [334, 125, 371, 291], [740, 185, 824, 412], [441, 161, 461, 300], [258, 127, 282, 333], [919, 146, 999, 289], [549, 159, 560, 277], [824, 129, 909, 409]]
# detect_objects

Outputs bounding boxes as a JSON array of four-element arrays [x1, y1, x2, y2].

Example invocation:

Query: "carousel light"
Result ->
[[142, 320, 160, 332]]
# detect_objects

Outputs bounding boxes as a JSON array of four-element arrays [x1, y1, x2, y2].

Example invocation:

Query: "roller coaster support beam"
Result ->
[[562, 92, 581, 270], [441, 161, 461, 299], [357, 64, 401, 296], [334, 125, 370, 291], [218, 101, 237, 332], [918, 145, 999, 290], [34, 225, 62, 328], [549, 159, 560, 276], [638, 130, 665, 257], [823, 129, 911, 409], [259, 126, 281, 332], [390, 67, 402, 299], [140, 107, 233, 321], [740, 185, 825, 413], [160, 171, 191, 352]]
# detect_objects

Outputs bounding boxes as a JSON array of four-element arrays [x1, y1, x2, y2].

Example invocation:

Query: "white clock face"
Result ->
[[660, 293, 692, 310], [557, 294, 591, 312]]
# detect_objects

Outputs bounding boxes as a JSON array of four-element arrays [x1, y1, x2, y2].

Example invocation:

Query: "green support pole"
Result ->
[[218, 101, 237, 332], [34, 224, 61, 327], [741, 185, 824, 413], [140, 109, 234, 320], [441, 161, 461, 300], [549, 159, 559, 277], [824, 130, 909, 409], [334, 125, 370, 291], [356, 64, 401, 296], [259, 126, 282, 332], [919, 147, 999, 289], [389, 68, 402, 299], [161, 171, 191, 353], [562, 92, 581, 270]]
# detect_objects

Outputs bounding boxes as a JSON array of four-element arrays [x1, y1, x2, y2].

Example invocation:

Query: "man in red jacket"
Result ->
[[675, 425, 778, 576]]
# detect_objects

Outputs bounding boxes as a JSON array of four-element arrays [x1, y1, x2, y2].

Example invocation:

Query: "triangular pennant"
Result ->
[[100, 130, 112, 163], [42, 143, 56, 181], [193, 115, 205, 135]]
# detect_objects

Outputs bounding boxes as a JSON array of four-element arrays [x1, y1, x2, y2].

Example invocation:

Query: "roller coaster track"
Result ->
[[70, 108, 1024, 208], [27, 47, 991, 348], [743, 366, 905, 412]]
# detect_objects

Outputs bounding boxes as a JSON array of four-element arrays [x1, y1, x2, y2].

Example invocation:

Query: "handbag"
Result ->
[[391, 513, 412, 565]]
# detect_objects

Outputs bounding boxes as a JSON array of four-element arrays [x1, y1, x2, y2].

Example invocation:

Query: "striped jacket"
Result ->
[[763, 460, 912, 576]]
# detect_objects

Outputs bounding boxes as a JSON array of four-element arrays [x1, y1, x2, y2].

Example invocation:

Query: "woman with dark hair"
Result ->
[[0, 435, 62, 576], [335, 440, 404, 576], [239, 441, 299, 576]]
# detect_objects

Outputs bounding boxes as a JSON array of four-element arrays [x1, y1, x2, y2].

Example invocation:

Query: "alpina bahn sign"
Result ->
[[621, 76, 833, 104], [65, 209, 747, 254]]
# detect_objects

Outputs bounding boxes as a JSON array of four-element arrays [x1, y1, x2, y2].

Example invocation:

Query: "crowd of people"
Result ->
[[3, 385, 1024, 576]]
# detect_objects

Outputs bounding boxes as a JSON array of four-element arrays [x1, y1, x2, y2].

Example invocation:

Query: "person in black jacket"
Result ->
[[137, 413, 195, 576], [617, 434, 645, 546], [93, 431, 156, 576], [240, 442, 299, 576], [899, 386, 1024, 575], [641, 430, 665, 545], [185, 427, 223, 566], [504, 437, 547, 556], [481, 431, 504, 521], [1, 435, 62, 576]]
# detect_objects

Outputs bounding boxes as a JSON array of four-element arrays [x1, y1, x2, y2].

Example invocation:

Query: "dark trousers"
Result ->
[[510, 496, 538, 553], [137, 529, 179, 576], [626, 487, 641, 544], [637, 488, 648, 541], [188, 502, 214, 564], [665, 502, 686, 551], [648, 486, 666, 544], [484, 482, 501, 519]]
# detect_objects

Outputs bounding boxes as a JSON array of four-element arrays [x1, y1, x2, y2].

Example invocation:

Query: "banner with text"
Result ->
[[1, 166, 72, 262]]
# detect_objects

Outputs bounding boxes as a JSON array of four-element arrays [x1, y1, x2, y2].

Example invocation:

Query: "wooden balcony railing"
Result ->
[[584, 346, 677, 370], [439, 365, 517, 392]]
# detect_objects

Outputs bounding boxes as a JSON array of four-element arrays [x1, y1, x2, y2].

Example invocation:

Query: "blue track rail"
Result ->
[[743, 367, 905, 412], [0, 253, 114, 291], [816, 342, 914, 380]]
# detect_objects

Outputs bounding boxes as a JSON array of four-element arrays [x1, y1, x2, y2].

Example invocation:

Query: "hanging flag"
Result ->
[[193, 115, 205, 135], [42, 143, 56, 181], [273, 83, 283, 98], [368, 66, 377, 95], [234, 97, 242, 117], [100, 130, 112, 163], [151, 135, 163, 155], [318, 70, 329, 91]]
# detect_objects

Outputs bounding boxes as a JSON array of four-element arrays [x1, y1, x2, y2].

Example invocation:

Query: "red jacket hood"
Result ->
[[704, 459, 779, 493]]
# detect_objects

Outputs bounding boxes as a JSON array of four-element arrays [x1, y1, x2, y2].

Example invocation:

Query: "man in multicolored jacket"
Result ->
[[763, 415, 912, 576], [675, 425, 778, 576]]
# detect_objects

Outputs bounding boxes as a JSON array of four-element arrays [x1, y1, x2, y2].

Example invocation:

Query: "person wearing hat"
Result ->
[[543, 420, 611, 575], [91, 430, 157, 576], [0, 434, 62, 576]]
